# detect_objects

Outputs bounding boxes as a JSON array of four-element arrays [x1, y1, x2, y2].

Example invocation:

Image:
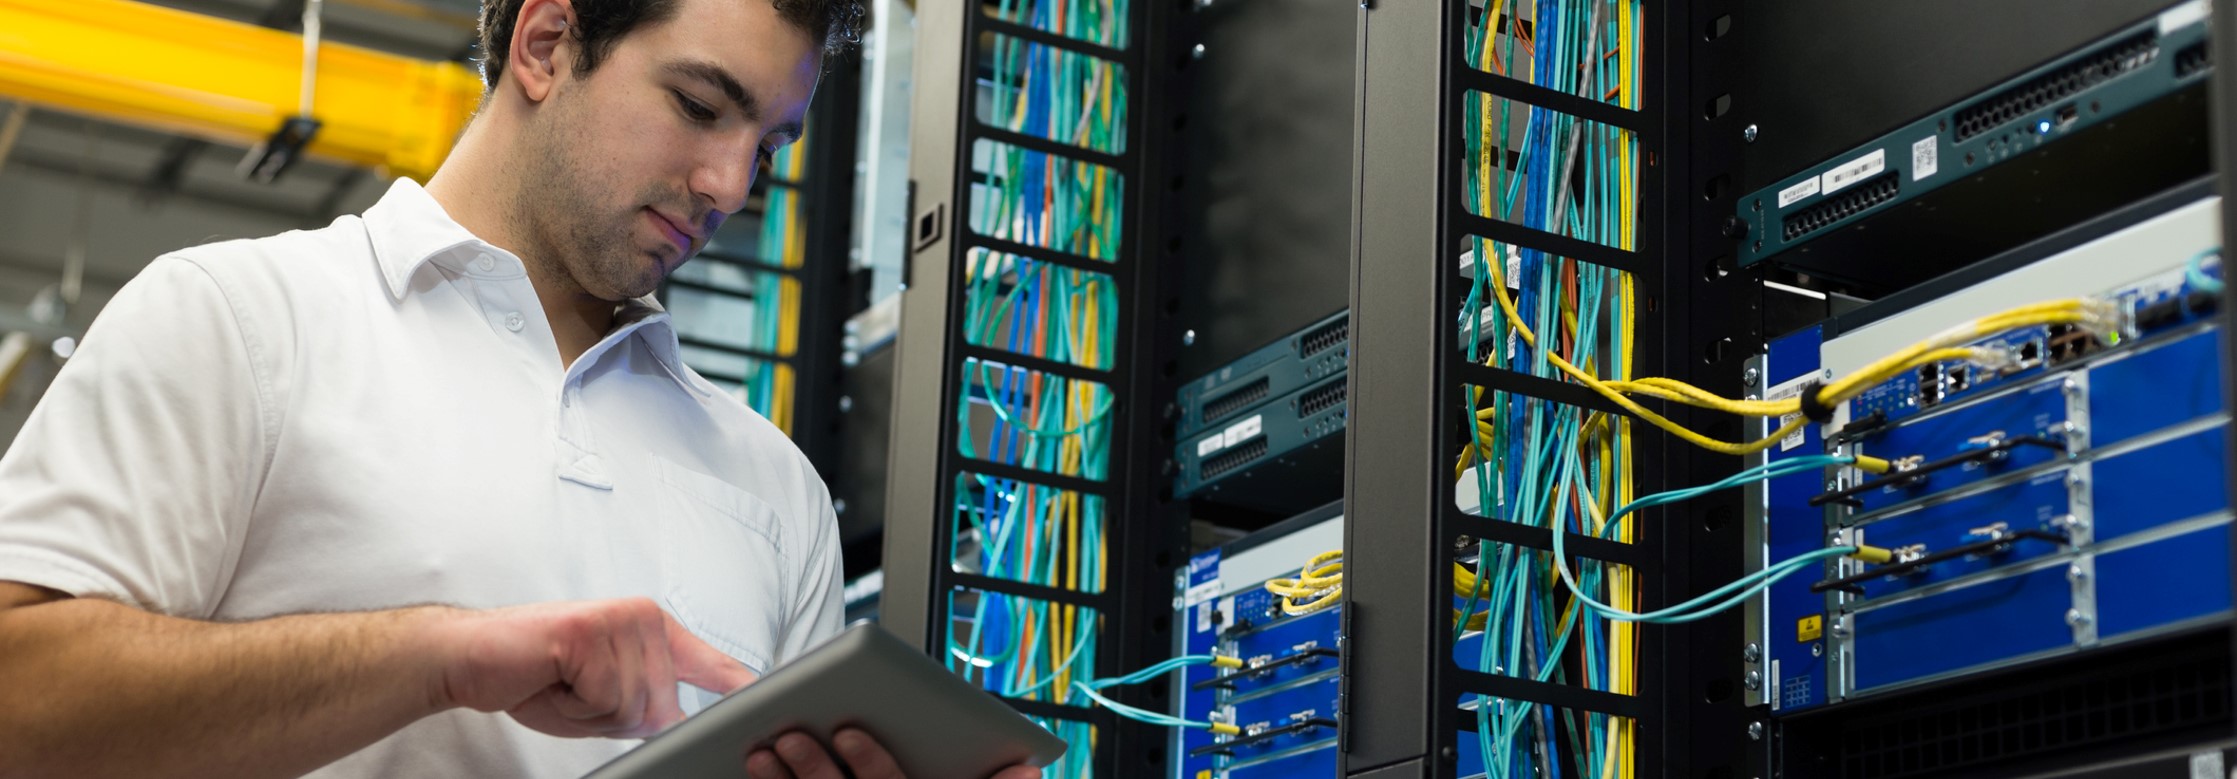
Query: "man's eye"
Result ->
[[673, 91, 716, 122]]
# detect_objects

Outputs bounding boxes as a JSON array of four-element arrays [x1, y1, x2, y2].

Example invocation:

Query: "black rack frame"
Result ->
[[880, 1, 1191, 776]]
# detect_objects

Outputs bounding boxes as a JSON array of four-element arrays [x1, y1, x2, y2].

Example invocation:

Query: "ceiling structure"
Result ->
[[0, 0, 486, 444]]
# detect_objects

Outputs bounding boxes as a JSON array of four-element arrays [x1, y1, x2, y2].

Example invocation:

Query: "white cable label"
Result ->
[[1820, 148, 1885, 196], [1777, 177, 1821, 209], [1911, 136, 1938, 181]]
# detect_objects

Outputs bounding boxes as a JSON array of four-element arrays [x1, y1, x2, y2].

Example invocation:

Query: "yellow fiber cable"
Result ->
[[1479, 247, 2101, 454]]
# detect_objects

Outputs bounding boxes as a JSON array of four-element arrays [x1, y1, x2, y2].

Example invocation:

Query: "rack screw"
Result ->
[[1184, 329, 1197, 346], [1748, 722, 1765, 741], [838, 395, 854, 413], [1743, 367, 1760, 387], [1743, 670, 1762, 690], [2066, 609, 2093, 628], [1192, 43, 1206, 59], [1743, 124, 1760, 143], [1743, 642, 1761, 662]]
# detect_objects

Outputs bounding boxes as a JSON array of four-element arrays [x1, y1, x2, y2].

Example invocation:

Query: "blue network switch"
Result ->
[[1751, 241, 2232, 713]]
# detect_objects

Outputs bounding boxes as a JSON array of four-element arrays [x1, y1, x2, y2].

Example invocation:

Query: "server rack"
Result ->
[[880, 0, 1192, 775], [1344, 0, 1762, 775], [880, 0, 2237, 776]]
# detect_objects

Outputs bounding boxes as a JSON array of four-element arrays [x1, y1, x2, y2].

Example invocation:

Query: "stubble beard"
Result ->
[[509, 104, 668, 302]]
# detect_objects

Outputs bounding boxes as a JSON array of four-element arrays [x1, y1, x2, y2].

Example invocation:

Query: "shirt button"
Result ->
[[475, 254, 496, 272], [504, 312, 524, 332]]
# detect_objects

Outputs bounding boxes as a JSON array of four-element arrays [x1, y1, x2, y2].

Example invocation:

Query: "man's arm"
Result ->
[[0, 583, 756, 779]]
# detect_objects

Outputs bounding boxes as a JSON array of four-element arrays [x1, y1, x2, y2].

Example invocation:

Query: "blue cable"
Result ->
[[2187, 248, 2224, 296]]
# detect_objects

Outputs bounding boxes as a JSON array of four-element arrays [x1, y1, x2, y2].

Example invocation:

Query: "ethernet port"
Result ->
[[2054, 103, 2079, 129], [1947, 365, 1970, 393], [2047, 323, 2101, 365], [1917, 364, 1943, 407], [2017, 340, 2042, 368]]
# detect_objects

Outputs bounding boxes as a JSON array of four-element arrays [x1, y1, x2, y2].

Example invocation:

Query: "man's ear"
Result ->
[[507, 0, 577, 104]]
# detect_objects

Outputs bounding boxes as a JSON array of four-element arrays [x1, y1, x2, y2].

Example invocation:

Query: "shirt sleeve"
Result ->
[[772, 484, 845, 664], [0, 255, 271, 617]]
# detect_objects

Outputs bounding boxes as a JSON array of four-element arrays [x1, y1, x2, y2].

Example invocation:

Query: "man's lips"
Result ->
[[647, 209, 698, 253]]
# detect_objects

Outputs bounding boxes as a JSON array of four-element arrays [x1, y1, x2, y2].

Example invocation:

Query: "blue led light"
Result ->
[[2037, 119, 2053, 134]]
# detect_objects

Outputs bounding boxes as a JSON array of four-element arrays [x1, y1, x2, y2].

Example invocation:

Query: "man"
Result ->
[[0, 1, 1041, 777]]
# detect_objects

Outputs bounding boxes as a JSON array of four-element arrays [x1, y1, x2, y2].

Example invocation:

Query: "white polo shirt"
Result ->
[[0, 179, 843, 777]]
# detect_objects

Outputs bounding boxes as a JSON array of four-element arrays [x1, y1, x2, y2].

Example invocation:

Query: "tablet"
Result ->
[[581, 623, 1068, 778]]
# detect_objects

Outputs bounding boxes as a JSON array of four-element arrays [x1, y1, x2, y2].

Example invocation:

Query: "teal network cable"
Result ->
[[1551, 454, 1864, 625]]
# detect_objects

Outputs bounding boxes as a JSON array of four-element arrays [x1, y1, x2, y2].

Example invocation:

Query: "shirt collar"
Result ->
[[612, 296, 715, 399], [362, 177, 501, 301], [362, 178, 706, 397]]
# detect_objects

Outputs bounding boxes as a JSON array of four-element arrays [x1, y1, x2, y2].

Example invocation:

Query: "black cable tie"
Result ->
[[1796, 380, 1835, 424]]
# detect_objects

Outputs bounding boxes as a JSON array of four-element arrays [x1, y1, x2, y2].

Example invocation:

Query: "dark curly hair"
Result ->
[[476, 0, 865, 90]]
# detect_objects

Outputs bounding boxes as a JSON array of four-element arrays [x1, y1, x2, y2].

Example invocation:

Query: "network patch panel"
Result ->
[[1746, 197, 2231, 713], [1734, 0, 2212, 269], [1177, 310, 1350, 440], [1174, 304, 1514, 512], [1172, 374, 1348, 513]]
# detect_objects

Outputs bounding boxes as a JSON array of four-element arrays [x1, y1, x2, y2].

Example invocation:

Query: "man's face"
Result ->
[[514, 0, 821, 302]]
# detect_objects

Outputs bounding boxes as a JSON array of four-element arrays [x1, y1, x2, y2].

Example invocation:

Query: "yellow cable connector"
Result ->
[[1209, 723, 1242, 736], [1851, 455, 1894, 475], [1211, 655, 1245, 670], [1849, 545, 1896, 565]]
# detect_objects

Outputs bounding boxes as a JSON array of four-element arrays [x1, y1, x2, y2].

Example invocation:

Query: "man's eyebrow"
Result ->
[[663, 60, 760, 121], [768, 122, 805, 146]]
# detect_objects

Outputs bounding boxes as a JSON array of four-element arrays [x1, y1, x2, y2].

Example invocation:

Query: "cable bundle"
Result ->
[[1456, 2, 1643, 776], [950, 0, 1129, 774], [736, 139, 806, 433]]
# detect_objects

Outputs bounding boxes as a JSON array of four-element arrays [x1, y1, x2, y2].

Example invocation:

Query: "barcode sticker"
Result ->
[[1197, 434, 1226, 457], [1764, 373, 1818, 452], [1222, 415, 1263, 448], [2187, 749, 2223, 779], [1911, 136, 1938, 181], [1820, 148, 1886, 196], [1777, 177, 1821, 209], [2161, 0, 2207, 34]]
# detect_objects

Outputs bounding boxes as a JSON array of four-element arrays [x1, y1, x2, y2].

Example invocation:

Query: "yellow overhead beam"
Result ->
[[0, 0, 483, 181]]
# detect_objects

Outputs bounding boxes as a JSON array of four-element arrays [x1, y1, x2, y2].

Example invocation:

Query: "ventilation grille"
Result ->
[[1200, 437, 1269, 480], [1298, 380, 1347, 418], [1838, 642, 2231, 778], [1954, 30, 2159, 141], [2176, 41, 2211, 79], [1298, 318, 1350, 359], [1202, 378, 1271, 424], [1782, 174, 1899, 241]]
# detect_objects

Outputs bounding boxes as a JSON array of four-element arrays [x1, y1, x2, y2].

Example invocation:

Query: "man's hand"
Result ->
[[424, 597, 757, 739], [744, 728, 1044, 779]]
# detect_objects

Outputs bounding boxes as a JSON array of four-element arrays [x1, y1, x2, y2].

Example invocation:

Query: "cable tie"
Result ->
[[1796, 380, 1835, 424]]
